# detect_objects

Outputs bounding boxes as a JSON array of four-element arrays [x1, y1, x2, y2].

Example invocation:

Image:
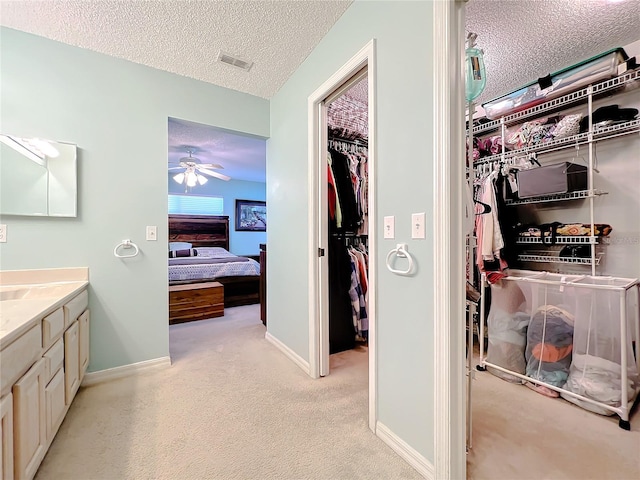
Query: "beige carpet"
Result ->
[[35, 305, 422, 480], [467, 358, 640, 480]]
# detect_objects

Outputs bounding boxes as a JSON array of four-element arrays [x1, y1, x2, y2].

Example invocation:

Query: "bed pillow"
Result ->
[[169, 248, 198, 258], [169, 242, 192, 251]]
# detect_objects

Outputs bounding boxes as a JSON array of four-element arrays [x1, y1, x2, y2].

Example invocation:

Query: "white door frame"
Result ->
[[433, 1, 467, 479], [307, 40, 377, 431]]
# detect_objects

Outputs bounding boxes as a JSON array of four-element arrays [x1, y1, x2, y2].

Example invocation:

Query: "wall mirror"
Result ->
[[0, 134, 77, 217]]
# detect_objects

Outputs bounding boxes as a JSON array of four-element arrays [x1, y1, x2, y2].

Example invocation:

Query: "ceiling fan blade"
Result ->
[[168, 167, 184, 170], [199, 167, 231, 181], [197, 163, 224, 170]]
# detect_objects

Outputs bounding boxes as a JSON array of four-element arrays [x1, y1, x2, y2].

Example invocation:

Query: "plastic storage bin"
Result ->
[[482, 48, 627, 120]]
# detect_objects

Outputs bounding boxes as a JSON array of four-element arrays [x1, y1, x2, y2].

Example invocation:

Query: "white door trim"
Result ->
[[433, 1, 466, 479], [307, 39, 377, 431]]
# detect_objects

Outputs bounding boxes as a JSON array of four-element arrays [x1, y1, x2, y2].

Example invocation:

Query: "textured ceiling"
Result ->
[[0, 0, 352, 99], [4, 0, 640, 183], [168, 118, 266, 183], [467, 0, 640, 105]]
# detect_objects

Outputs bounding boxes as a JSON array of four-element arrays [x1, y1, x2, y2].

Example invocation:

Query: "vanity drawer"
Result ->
[[0, 324, 42, 397], [43, 338, 64, 384], [42, 307, 65, 348], [63, 289, 88, 327]]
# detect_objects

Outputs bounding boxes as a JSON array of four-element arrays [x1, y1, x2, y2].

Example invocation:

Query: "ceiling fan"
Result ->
[[168, 149, 231, 187]]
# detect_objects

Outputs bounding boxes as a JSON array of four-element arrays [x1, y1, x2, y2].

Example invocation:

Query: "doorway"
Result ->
[[308, 40, 377, 431], [166, 117, 267, 358]]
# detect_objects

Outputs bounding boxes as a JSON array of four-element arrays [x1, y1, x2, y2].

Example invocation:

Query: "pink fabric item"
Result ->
[[526, 382, 559, 398]]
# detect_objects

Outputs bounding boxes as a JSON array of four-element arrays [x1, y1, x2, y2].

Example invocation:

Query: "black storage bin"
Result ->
[[517, 162, 588, 198]]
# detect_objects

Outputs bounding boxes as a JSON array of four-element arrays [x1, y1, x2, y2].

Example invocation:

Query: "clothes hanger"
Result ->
[[474, 199, 492, 215]]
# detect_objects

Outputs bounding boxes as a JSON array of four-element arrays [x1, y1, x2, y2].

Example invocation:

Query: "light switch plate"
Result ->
[[0, 224, 6, 243], [146, 225, 157, 241], [412, 212, 426, 239], [383, 216, 395, 239]]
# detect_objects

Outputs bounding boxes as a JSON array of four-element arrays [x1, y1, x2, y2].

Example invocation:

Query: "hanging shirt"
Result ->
[[327, 154, 342, 228]]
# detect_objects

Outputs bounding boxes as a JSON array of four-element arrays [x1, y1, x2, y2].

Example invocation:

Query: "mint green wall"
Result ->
[[0, 27, 269, 371], [168, 177, 266, 254], [267, 0, 435, 463]]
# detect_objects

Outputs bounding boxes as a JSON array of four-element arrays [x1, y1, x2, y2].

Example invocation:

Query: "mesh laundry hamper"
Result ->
[[485, 278, 529, 383], [561, 277, 640, 415], [518, 272, 582, 390]]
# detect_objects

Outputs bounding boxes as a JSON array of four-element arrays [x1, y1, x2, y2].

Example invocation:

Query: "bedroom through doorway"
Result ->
[[167, 117, 267, 352]]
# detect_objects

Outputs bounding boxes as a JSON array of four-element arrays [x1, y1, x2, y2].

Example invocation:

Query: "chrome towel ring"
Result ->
[[114, 239, 139, 258], [386, 243, 415, 276]]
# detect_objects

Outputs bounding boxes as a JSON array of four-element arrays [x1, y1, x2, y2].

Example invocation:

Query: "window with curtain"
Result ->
[[168, 194, 224, 215]]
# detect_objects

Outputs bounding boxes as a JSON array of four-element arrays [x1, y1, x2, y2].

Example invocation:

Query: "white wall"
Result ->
[[268, 0, 436, 464], [0, 27, 269, 371]]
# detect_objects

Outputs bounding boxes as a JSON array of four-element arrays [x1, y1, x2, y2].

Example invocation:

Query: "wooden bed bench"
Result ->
[[169, 281, 224, 325]]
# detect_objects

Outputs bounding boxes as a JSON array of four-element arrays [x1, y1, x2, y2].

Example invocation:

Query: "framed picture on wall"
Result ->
[[235, 199, 266, 231]]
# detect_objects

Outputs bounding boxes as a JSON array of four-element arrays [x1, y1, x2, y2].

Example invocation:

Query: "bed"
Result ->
[[168, 214, 261, 308]]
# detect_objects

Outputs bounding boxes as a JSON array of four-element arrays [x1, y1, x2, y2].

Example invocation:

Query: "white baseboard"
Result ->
[[376, 421, 434, 480], [265, 332, 310, 375], [81, 356, 172, 386]]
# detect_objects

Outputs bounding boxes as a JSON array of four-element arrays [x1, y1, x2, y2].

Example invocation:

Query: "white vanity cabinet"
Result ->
[[12, 359, 46, 480], [0, 284, 89, 480], [0, 393, 13, 480]]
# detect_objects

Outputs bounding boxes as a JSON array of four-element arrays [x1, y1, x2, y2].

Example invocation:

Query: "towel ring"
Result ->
[[386, 243, 415, 276], [114, 239, 139, 258]]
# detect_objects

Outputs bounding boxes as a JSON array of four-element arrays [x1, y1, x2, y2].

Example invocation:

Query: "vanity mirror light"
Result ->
[[0, 134, 78, 217]]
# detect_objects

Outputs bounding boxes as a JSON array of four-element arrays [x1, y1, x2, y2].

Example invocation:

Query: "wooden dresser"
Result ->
[[169, 281, 224, 324]]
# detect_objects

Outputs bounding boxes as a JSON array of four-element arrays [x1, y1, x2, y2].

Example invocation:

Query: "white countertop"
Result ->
[[0, 268, 89, 348]]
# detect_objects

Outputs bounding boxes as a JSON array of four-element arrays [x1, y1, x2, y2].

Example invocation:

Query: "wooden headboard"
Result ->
[[168, 215, 229, 251]]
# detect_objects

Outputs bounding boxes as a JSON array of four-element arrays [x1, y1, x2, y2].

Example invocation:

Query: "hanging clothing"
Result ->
[[328, 148, 360, 232], [328, 236, 356, 354], [327, 140, 369, 349], [327, 154, 342, 228], [475, 169, 511, 283]]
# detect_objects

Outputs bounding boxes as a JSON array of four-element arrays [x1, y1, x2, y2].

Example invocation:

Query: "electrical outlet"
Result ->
[[0, 224, 6, 243], [146, 225, 157, 241], [412, 212, 426, 239]]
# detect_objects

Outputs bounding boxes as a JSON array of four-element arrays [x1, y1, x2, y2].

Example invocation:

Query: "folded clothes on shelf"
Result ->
[[518, 222, 613, 239], [579, 104, 639, 133]]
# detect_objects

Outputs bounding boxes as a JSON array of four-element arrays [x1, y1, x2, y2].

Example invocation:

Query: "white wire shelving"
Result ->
[[517, 252, 603, 265], [473, 119, 640, 168], [516, 235, 600, 245], [504, 189, 608, 206], [469, 68, 640, 135]]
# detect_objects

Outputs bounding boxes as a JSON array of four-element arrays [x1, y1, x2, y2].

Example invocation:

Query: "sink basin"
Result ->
[[0, 289, 30, 301], [0, 283, 79, 301]]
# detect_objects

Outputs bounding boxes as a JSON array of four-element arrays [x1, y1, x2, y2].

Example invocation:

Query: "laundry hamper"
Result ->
[[479, 270, 640, 428], [560, 276, 640, 421], [485, 279, 529, 383]]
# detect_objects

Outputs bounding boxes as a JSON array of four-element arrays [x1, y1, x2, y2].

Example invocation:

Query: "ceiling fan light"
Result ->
[[173, 173, 185, 184], [186, 171, 198, 187], [197, 174, 208, 185]]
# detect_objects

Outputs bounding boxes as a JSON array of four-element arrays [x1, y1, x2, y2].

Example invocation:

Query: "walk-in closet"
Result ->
[[325, 73, 370, 361], [464, 3, 640, 477]]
